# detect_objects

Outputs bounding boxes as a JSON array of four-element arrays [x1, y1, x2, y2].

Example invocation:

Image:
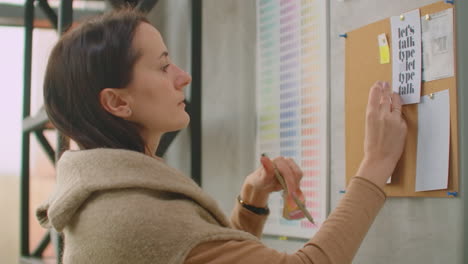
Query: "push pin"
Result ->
[[429, 93, 435, 99], [400, 14, 405, 21], [425, 14, 431, 20]]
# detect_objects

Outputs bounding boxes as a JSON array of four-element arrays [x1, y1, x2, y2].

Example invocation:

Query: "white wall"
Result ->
[[0, 26, 58, 264], [0, 26, 24, 176]]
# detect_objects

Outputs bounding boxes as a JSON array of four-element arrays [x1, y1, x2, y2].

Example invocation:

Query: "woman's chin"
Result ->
[[170, 115, 190, 132]]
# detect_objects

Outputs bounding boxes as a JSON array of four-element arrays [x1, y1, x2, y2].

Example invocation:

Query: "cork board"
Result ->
[[345, 1, 459, 197]]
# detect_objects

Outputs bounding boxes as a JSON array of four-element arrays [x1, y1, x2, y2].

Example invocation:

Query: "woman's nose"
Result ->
[[174, 66, 192, 90]]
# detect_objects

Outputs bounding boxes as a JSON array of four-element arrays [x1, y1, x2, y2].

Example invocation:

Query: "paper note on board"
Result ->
[[378, 33, 390, 64], [421, 8, 454, 82], [415, 89, 450, 192], [391, 9, 422, 105]]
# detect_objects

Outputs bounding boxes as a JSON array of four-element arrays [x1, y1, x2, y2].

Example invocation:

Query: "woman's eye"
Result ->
[[162, 64, 170, 72]]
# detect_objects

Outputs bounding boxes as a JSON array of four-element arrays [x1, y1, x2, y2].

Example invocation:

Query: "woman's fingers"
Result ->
[[274, 157, 295, 192], [286, 158, 304, 198], [260, 155, 275, 178], [275, 157, 303, 197], [380, 82, 392, 113], [391, 92, 403, 115], [260, 155, 304, 197], [367, 81, 383, 113], [285, 157, 303, 182]]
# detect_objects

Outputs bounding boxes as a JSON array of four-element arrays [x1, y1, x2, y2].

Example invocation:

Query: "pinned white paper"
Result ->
[[391, 9, 422, 105], [415, 89, 450, 192], [421, 8, 454, 82]]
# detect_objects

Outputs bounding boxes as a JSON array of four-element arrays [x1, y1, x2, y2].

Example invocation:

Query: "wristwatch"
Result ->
[[237, 195, 270, 215]]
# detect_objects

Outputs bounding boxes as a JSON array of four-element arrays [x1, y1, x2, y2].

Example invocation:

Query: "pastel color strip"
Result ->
[[260, 22, 276, 33], [280, 111, 296, 119], [280, 61, 298, 71], [280, 80, 298, 91], [260, 133, 278, 141], [280, 50, 299, 61], [301, 221, 315, 229], [280, 3, 297, 15], [301, 106, 320, 115], [280, 72, 294, 82], [302, 96, 318, 105], [280, 130, 297, 137], [304, 170, 320, 177], [300, 6, 314, 16], [280, 0, 293, 5], [259, 0, 271, 6], [305, 200, 320, 208], [279, 33, 294, 43], [280, 41, 299, 52], [301, 0, 315, 5], [259, 4, 275, 15], [280, 100, 299, 109], [280, 23, 294, 34], [280, 140, 296, 148], [280, 13, 296, 24], [280, 120, 297, 128], [302, 159, 319, 167], [301, 180, 319, 188], [280, 91, 298, 100], [302, 116, 318, 125], [280, 150, 297, 157], [261, 105, 276, 112], [302, 139, 319, 147], [279, 218, 299, 226], [303, 190, 318, 198], [260, 123, 277, 131], [302, 148, 319, 157]]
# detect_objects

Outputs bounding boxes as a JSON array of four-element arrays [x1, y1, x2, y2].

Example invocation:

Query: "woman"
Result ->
[[37, 9, 407, 264]]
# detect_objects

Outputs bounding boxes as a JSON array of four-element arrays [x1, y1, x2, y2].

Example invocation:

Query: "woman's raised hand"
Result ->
[[356, 81, 408, 187]]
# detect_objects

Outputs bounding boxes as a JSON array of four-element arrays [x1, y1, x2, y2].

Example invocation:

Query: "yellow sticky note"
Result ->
[[378, 33, 390, 64]]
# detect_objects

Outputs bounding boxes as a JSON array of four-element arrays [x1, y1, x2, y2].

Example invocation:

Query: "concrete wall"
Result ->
[[149, 0, 465, 262], [330, 1, 463, 263]]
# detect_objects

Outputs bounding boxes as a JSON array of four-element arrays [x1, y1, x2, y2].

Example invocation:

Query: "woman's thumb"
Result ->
[[260, 154, 275, 176]]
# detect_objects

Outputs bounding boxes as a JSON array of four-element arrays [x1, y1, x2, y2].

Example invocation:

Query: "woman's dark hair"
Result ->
[[44, 9, 149, 152]]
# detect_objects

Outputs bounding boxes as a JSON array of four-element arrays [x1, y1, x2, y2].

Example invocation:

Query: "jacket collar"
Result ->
[[36, 148, 231, 231]]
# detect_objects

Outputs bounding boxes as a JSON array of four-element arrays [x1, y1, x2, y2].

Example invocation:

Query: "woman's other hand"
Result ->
[[240, 156, 303, 208], [356, 81, 408, 188]]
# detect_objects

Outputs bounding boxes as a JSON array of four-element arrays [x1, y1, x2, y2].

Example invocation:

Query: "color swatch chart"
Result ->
[[256, 0, 328, 239]]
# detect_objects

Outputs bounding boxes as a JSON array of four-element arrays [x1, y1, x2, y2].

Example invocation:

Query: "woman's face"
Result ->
[[126, 23, 191, 139]]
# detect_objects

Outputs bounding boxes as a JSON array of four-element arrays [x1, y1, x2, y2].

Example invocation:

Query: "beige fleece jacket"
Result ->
[[36, 148, 257, 263], [36, 148, 386, 264]]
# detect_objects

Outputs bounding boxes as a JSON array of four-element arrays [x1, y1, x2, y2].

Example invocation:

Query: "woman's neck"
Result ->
[[141, 130, 163, 160]]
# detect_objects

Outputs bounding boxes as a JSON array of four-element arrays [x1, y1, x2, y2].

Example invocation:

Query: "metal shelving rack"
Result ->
[[18, 0, 202, 263]]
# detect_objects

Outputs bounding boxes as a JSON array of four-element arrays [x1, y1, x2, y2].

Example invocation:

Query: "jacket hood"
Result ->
[[36, 148, 230, 231]]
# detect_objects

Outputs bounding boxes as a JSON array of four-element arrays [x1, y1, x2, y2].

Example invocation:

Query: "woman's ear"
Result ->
[[99, 88, 132, 119]]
